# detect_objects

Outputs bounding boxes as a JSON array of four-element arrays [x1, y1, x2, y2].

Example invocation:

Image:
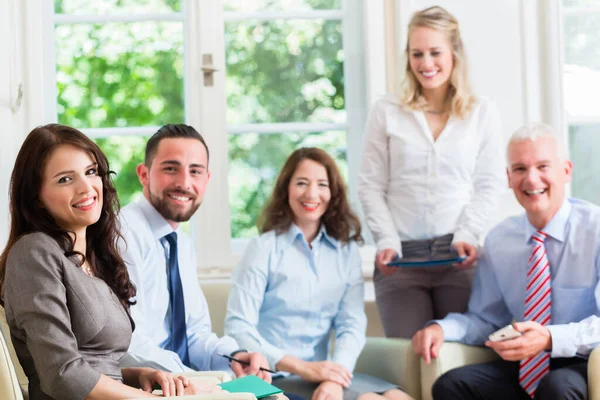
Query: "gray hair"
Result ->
[[506, 122, 567, 162]]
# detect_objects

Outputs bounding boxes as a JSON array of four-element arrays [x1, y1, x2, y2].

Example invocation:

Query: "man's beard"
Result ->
[[148, 187, 201, 223]]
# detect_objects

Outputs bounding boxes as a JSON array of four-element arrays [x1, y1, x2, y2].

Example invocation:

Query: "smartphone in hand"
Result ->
[[488, 324, 522, 342]]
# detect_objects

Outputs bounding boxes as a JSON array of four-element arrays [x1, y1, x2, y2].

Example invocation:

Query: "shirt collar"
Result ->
[[277, 223, 339, 250], [136, 195, 177, 240], [524, 199, 572, 243]]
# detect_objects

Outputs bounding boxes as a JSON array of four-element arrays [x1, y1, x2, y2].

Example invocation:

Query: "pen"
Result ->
[[218, 353, 277, 373]]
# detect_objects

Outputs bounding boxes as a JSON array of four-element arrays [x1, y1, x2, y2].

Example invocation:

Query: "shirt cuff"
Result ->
[[212, 341, 240, 371], [452, 229, 479, 247], [264, 347, 286, 371], [428, 318, 467, 342], [375, 238, 402, 258], [548, 324, 577, 358]]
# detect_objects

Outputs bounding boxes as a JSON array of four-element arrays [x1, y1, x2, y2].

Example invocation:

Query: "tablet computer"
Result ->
[[387, 255, 467, 267]]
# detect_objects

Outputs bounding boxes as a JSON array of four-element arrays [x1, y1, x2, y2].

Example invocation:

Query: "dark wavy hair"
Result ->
[[0, 124, 136, 307], [258, 147, 363, 244]]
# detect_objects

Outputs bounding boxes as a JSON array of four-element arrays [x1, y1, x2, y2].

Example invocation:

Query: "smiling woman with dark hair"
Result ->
[[225, 148, 412, 400], [0, 124, 211, 400]]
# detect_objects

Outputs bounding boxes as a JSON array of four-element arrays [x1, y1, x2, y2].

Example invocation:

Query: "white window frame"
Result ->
[[553, 1, 600, 199], [36, 0, 375, 277], [559, 3, 600, 126]]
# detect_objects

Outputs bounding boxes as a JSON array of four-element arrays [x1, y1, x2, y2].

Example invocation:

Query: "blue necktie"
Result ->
[[163, 232, 190, 367]]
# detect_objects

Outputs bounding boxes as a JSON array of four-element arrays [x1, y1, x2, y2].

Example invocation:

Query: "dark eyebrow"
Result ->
[[160, 160, 182, 166], [161, 160, 206, 169], [52, 162, 97, 178], [293, 177, 329, 182]]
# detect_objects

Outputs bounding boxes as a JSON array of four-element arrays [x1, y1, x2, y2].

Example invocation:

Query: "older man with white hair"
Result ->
[[412, 123, 600, 399]]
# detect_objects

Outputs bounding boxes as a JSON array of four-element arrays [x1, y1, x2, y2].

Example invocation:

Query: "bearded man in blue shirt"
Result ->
[[412, 122, 600, 400], [117, 124, 281, 388]]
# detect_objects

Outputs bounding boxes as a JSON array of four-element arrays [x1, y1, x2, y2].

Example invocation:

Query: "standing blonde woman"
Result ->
[[358, 6, 506, 339]]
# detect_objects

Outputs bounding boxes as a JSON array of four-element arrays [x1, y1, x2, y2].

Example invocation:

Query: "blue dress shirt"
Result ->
[[118, 196, 237, 372], [225, 224, 367, 371], [436, 198, 600, 358]]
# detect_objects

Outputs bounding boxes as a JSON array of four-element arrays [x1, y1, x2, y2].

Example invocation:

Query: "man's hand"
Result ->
[[311, 381, 344, 400], [230, 352, 273, 383], [452, 241, 478, 269], [296, 360, 352, 388], [412, 324, 445, 364], [485, 321, 552, 361], [375, 248, 399, 276]]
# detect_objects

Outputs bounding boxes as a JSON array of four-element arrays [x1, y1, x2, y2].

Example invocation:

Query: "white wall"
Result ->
[[0, 0, 25, 246]]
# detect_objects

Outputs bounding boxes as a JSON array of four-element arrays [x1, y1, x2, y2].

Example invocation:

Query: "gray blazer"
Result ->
[[4, 232, 133, 400]]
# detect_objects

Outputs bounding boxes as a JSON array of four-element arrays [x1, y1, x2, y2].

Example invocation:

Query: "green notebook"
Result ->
[[219, 375, 284, 399]]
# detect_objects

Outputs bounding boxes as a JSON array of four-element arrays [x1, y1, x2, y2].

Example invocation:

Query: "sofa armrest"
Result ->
[[420, 343, 498, 400], [589, 347, 600, 400], [354, 338, 421, 400]]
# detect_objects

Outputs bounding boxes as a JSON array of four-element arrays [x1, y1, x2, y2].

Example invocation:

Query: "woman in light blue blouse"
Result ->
[[225, 148, 411, 400]]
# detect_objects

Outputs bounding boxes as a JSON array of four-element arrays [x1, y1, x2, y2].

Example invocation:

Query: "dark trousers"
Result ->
[[374, 263, 475, 339], [432, 358, 588, 400]]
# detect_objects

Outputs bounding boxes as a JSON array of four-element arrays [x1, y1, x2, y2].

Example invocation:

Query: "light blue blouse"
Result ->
[[225, 224, 367, 371]]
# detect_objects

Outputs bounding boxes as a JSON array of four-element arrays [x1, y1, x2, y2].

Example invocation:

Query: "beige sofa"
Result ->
[[201, 280, 600, 400]]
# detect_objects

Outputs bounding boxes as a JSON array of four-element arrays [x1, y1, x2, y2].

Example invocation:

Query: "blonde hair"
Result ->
[[399, 6, 477, 119]]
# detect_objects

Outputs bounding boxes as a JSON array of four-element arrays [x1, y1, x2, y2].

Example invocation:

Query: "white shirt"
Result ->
[[118, 196, 238, 372], [358, 95, 507, 256]]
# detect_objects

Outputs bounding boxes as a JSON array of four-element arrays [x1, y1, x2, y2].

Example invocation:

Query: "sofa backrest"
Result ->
[[199, 280, 385, 337]]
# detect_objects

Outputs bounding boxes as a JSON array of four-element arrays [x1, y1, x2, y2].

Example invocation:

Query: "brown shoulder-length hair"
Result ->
[[0, 124, 136, 307], [258, 147, 363, 244]]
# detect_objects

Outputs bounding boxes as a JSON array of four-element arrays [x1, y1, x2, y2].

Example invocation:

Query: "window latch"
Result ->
[[201, 54, 218, 87]]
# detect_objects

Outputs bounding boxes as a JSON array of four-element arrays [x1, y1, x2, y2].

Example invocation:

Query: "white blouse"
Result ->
[[358, 95, 507, 257]]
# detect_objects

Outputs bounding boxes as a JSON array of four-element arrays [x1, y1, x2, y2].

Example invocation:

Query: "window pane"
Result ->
[[54, 0, 181, 14], [228, 131, 347, 238], [562, 15, 600, 118], [55, 22, 184, 128], [563, 0, 600, 7], [95, 136, 146, 207], [225, 19, 345, 124], [223, 0, 341, 12], [569, 125, 600, 204]]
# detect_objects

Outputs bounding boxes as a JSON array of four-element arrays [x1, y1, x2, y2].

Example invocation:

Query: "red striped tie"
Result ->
[[519, 230, 551, 397]]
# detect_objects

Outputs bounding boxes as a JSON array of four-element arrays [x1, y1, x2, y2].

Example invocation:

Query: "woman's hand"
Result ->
[[296, 360, 352, 388], [138, 369, 185, 397], [375, 248, 398, 276], [452, 241, 478, 269], [138, 370, 223, 396], [311, 381, 344, 400]]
